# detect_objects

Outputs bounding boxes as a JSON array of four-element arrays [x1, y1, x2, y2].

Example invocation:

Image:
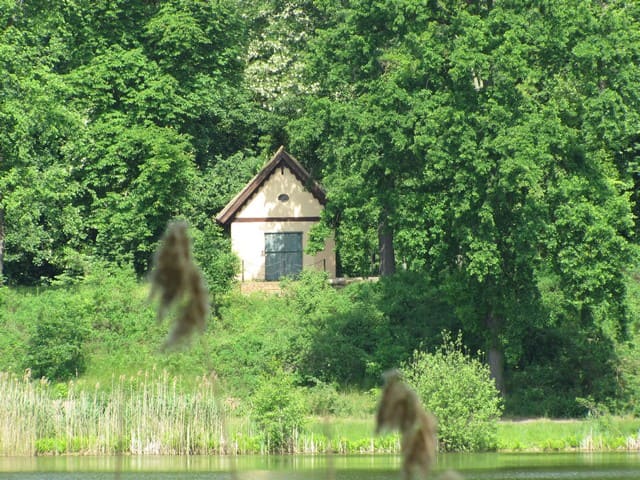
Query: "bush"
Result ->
[[191, 223, 239, 302], [0, 286, 28, 373], [305, 378, 342, 415], [251, 372, 306, 453], [613, 339, 640, 415], [374, 271, 462, 368], [505, 321, 620, 417], [283, 271, 386, 385], [617, 268, 640, 414], [402, 332, 503, 452], [26, 308, 90, 381]]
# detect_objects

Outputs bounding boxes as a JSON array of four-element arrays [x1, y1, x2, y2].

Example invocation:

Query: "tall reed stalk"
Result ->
[[0, 371, 49, 455]]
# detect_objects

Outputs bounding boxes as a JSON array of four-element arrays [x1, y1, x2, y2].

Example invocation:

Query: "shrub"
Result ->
[[616, 339, 640, 415], [505, 321, 620, 417], [305, 378, 342, 415], [251, 372, 306, 453], [374, 271, 461, 367], [616, 268, 640, 414], [0, 286, 28, 373], [25, 303, 91, 381], [191, 223, 239, 302], [283, 271, 386, 385], [211, 292, 299, 394], [402, 332, 503, 452]]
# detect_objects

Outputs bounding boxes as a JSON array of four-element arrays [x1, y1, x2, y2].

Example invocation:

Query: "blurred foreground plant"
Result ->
[[375, 369, 437, 479], [149, 221, 209, 349]]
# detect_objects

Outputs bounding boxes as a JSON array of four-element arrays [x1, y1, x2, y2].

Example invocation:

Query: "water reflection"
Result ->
[[0, 453, 639, 480]]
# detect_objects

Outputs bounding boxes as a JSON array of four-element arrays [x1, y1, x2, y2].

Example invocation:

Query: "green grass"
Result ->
[[308, 416, 376, 442], [497, 417, 640, 451]]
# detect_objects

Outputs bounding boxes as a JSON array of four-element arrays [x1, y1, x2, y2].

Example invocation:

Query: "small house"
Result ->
[[216, 147, 336, 284]]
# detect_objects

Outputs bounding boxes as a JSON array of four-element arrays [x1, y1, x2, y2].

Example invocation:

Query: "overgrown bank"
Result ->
[[2, 370, 640, 457], [1, 267, 640, 455]]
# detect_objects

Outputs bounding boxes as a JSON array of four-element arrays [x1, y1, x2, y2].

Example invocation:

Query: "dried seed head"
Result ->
[[162, 266, 209, 350], [376, 369, 419, 434], [401, 408, 438, 480], [149, 221, 209, 349], [376, 369, 438, 480], [149, 221, 192, 319]]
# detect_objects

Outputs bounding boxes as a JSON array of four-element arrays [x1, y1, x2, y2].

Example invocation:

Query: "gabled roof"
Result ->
[[215, 146, 326, 226]]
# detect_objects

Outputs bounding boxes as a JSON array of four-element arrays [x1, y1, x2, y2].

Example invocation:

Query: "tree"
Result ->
[[409, 0, 638, 395], [289, 0, 428, 276], [290, 0, 639, 406], [59, 0, 257, 274], [0, 0, 266, 283], [243, 0, 324, 148], [0, 0, 85, 283]]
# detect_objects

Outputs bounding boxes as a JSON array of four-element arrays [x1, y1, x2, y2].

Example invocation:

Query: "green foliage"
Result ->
[[282, 271, 461, 385], [0, 287, 27, 373], [205, 270, 458, 392], [190, 223, 239, 302], [305, 379, 342, 415], [615, 266, 640, 414], [3, 260, 640, 420], [305, 383, 378, 418], [0, 265, 165, 383], [26, 303, 91, 381], [72, 116, 199, 273], [0, 0, 258, 282], [251, 372, 307, 453], [1, 0, 638, 421], [189, 152, 261, 222], [290, 0, 639, 413], [209, 292, 298, 393], [506, 320, 620, 418], [0, 10, 84, 283], [403, 332, 503, 452], [243, 0, 321, 146], [283, 271, 383, 384], [627, 265, 640, 332], [373, 272, 462, 371], [34, 437, 67, 456]]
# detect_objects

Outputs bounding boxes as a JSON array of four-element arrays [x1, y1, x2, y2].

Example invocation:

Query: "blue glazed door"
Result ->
[[265, 232, 303, 281]]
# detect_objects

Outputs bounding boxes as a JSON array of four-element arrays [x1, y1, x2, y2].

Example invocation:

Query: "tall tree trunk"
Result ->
[[486, 311, 505, 396], [378, 218, 395, 276]]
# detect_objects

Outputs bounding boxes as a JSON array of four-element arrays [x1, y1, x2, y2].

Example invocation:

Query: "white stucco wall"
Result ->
[[230, 165, 336, 281], [232, 221, 336, 281]]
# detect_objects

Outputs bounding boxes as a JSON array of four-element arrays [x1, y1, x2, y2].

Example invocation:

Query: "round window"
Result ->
[[278, 193, 290, 202]]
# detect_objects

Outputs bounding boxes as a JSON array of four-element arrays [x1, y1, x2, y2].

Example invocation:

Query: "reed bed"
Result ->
[[0, 369, 233, 456], [7, 367, 639, 457], [0, 369, 402, 456]]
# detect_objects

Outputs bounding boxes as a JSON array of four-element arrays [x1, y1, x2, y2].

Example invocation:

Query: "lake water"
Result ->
[[0, 453, 639, 479]]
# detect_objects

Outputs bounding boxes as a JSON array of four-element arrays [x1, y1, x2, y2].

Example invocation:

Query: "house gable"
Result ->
[[216, 146, 325, 226], [235, 163, 322, 220]]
